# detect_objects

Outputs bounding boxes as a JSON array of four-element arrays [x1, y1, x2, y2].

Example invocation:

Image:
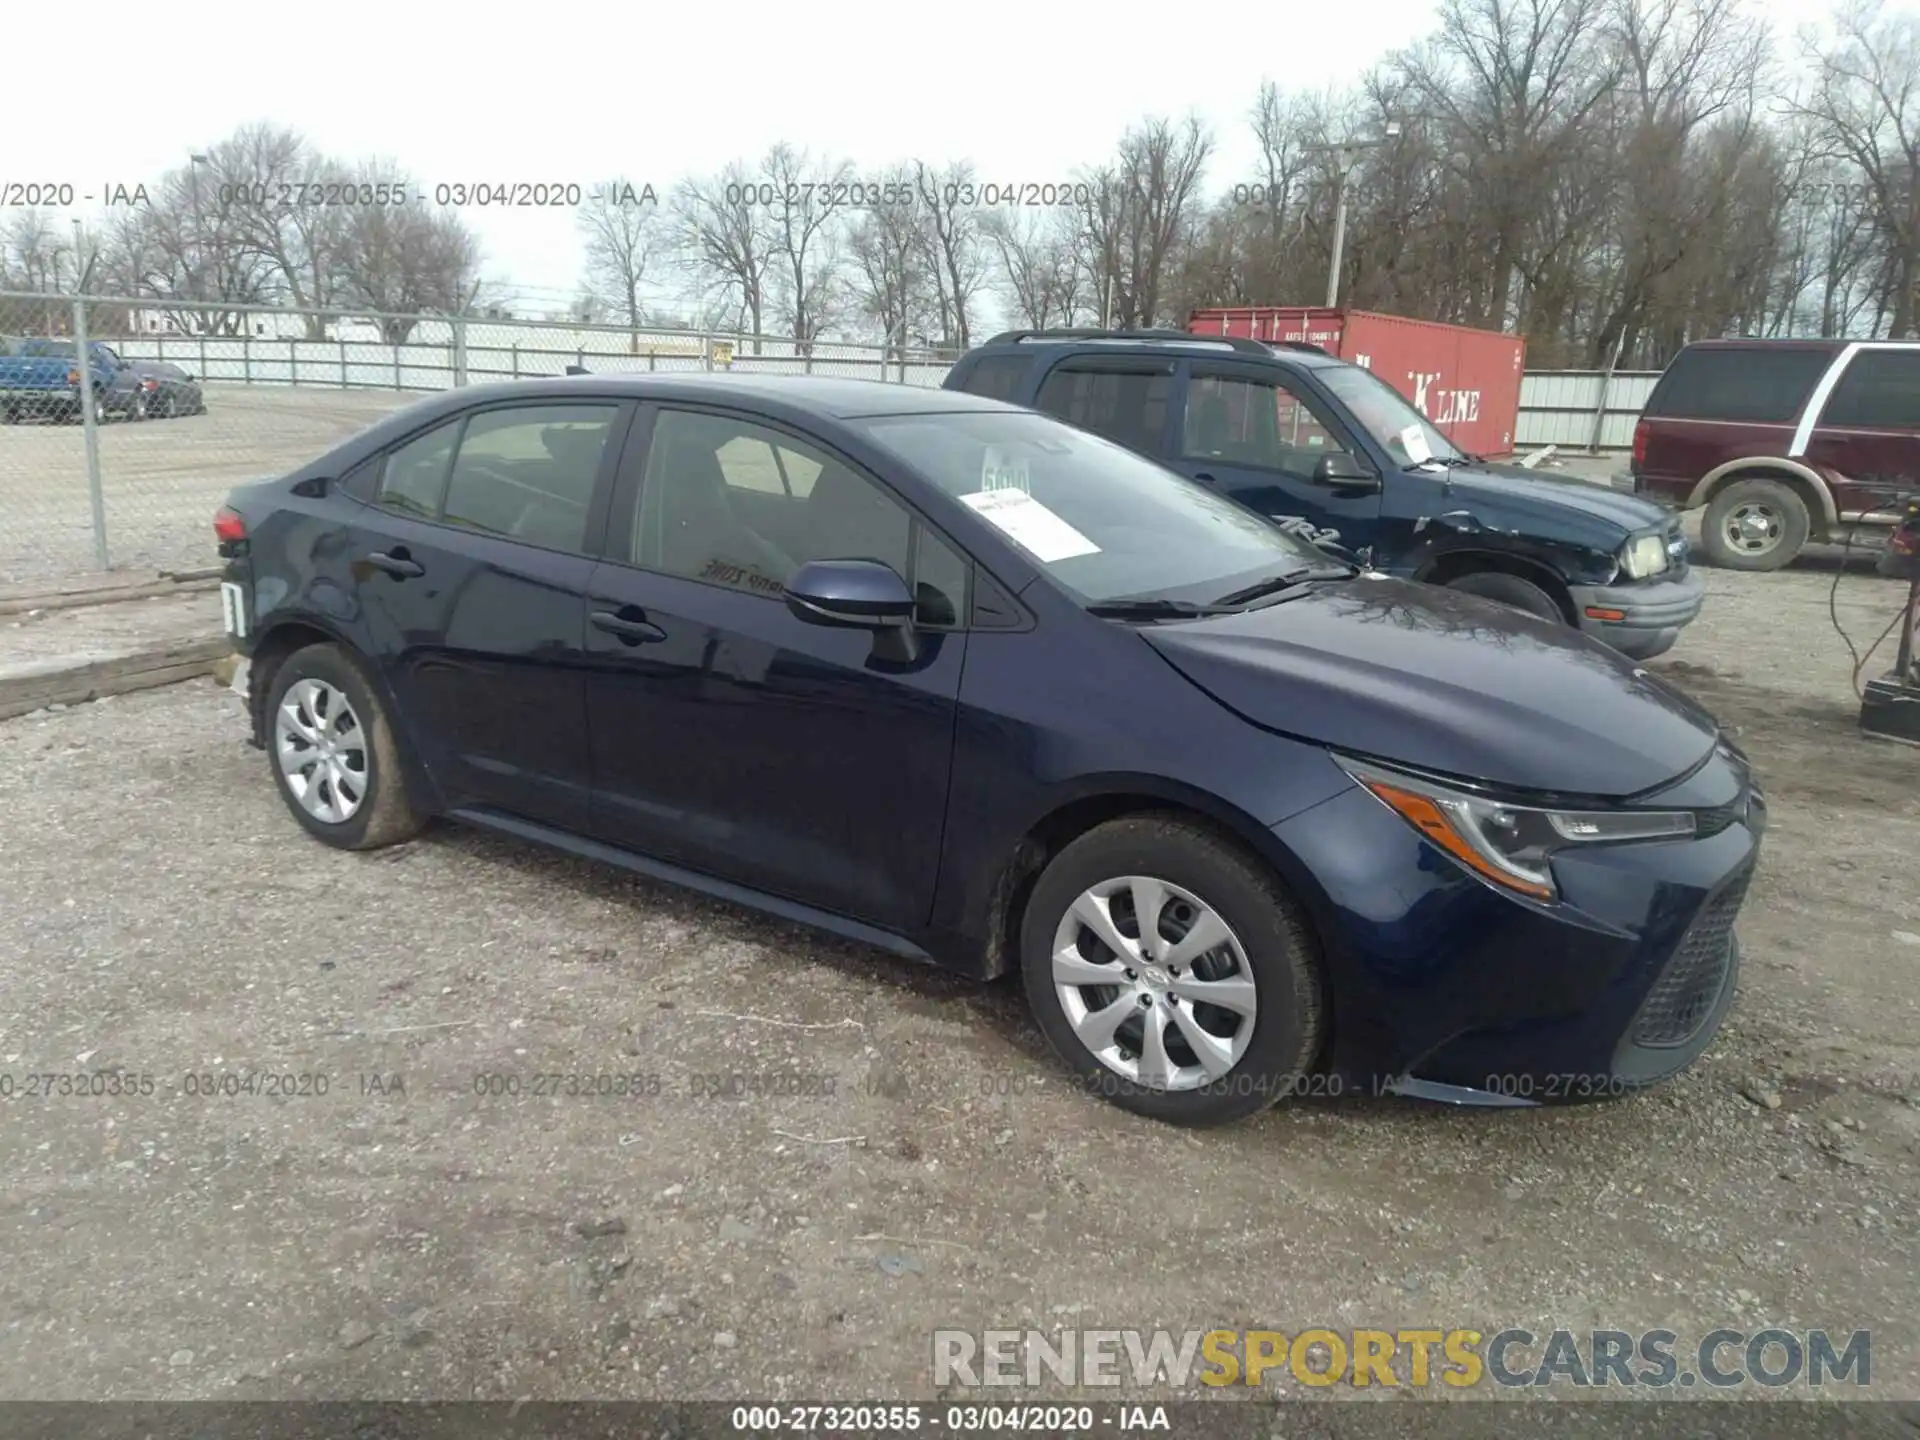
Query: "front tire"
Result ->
[[1445, 569, 1567, 625], [1020, 815, 1325, 1127], [265, 643, 425, 850], [1700, 477, 1810, 570]]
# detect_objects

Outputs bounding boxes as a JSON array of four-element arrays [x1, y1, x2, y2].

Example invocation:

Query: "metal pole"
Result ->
[[72, 294, 109, 570], [1588, 330, 1626, 456], [1325, 166, 1349, 309]]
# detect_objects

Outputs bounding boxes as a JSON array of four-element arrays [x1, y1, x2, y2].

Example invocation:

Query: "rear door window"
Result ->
[[440, 403, 618, 552], [1033, 362, 1174, 455], [1820, 351, 1920, 431], [1645, 347, 1832, 424], [376, 420, 461, 519]]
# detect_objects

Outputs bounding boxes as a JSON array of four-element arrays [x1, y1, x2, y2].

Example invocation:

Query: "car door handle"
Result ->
[[590, 609, 667, 645], [1193, 471, 1218, 484], [365, 549, 424, 579]]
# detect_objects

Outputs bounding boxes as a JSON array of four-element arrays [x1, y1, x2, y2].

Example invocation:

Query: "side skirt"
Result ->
[[445, 807, 938, 965]]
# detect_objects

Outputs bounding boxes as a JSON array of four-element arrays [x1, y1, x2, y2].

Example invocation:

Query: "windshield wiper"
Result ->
[[1084, 598, 1235, 622], [1212, 564, 1356, 608]]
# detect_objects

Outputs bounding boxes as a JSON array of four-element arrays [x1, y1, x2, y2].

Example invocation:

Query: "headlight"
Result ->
[[1336, 755, 1696, 901], [1619, 531, 1670, 579]]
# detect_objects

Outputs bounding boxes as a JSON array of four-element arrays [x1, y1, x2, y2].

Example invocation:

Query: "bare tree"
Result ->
[[982, 207, 1085, 328], [1072, 117, 1213, 327], [335, 205, 481, 341], [578, 178, 663, 352], [1795, 0, 1920, 335], [1398, 0, 1625, 328], [912, 162, 988, 347], [759, 144, 853, 351], [671, 163, 774, 350], [848, 166, 938, 351]]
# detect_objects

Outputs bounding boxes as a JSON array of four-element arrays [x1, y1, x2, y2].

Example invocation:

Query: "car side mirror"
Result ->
[[1310, 452, 1381, 494], [784, 559, 920, 661]]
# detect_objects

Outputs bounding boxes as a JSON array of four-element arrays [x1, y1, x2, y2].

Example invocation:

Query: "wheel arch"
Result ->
[[1414, 548, 1577, 623], [246, 615, 438, 810], [1688, 459, 1835, 533], [975, 780, 1339, 985]]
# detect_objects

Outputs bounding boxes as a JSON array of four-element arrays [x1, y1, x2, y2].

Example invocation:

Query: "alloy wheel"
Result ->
[[274, 678, 368, 823], [1050, 875, 1258, 1091]]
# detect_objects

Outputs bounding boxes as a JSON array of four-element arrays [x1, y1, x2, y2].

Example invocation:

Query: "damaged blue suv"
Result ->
[[944, 329, 1705, 659]]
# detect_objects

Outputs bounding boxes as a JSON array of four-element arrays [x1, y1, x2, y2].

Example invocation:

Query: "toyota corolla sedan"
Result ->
[[215, 375, 1764, 1127]]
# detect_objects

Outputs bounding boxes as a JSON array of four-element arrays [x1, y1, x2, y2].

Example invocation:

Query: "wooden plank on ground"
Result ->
[[0, 637, 231, 721]]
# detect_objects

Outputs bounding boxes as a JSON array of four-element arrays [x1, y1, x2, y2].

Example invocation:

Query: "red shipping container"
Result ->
[[1187, 307, 1527, 459]]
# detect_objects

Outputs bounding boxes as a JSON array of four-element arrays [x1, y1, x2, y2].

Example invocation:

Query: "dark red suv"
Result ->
[[1614, 340, 1920, 569]]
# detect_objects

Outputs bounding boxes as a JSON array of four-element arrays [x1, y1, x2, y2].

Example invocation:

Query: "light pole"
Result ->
[[1308, 120, 1401, 308]]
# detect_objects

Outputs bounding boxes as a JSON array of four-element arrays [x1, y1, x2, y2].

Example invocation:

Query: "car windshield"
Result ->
[[859, 409, 1334, 607], [1315, 364, 1466, 468]]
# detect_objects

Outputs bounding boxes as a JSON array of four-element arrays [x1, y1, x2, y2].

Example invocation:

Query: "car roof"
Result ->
[[965, 334, 1342, 370], [437, 372, 1023, 419]]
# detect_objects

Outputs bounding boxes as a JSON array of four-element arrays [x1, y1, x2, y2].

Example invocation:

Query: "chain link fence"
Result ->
[[0, 292, 960, 587]]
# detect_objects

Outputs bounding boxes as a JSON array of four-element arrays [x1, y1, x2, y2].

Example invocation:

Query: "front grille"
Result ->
[[1631, 868, 1751, 1047]]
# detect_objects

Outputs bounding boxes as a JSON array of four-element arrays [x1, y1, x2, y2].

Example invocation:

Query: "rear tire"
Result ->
[[1020, 815, 1324, 1127], [265, 642, 425, 851], [1700, 477, 1810, 571], [1445, 569, 1567, 625]]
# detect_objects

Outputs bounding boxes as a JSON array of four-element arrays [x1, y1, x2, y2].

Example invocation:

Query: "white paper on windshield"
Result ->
[[960, 488, 1100, 562], [980, 445, 1032, 494], [1399, 424, 1433, 463]]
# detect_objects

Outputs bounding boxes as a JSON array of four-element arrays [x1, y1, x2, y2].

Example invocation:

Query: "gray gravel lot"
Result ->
[[0, 559, 1915, 1416]]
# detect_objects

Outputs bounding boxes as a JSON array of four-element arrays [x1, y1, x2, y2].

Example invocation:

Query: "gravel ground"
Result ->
[[0, 559, 1915, 1416]]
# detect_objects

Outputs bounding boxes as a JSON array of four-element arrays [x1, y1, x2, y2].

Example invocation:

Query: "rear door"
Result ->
[[580, 404, 970, 931], [1803, 348, 1920, 511], [346, 398, 632, 832], [1169, 361, 1383, 550]]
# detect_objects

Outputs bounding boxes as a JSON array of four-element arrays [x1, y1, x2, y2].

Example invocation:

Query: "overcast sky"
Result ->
[[8, 0, 1863, 312]]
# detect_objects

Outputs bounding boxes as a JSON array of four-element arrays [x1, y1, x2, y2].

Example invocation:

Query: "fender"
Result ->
[[1687, 457, 1838, 528]]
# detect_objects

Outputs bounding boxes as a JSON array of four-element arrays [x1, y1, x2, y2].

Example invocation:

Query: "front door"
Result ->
[[581, 405, 970, 931], [1171, 362, 1384, 552], [346, 399, 629, 832]]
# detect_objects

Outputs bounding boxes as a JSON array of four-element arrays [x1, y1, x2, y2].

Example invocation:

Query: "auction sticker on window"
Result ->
[[1399, 424, 1433, 463], [980, 445, 1032, 494], [960, 488, 1100, 563]]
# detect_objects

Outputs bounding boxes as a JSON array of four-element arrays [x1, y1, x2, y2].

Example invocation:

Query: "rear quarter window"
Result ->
[[1821, 351, 1920, 431], [949, 352, 1034, 402], [1645, 347, 1833, 424]]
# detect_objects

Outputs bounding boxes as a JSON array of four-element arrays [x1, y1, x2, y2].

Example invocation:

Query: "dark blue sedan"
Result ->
[[215, 374, 1764, 1126]]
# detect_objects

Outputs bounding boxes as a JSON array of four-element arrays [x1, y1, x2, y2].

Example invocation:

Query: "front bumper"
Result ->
[[1568, 567, 1705, 660], [1272, 754, 1761, 1103]]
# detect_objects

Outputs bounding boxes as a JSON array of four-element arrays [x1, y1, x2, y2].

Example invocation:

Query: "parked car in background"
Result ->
[[0, 335, 114, 424], [216, 374, 1762, 1126], [11, 338, 206, 420], [1615, 339, 1920, 570], [944, 329, 1702, 660]]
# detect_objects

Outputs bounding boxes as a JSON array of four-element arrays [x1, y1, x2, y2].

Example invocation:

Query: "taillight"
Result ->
[[213, 507, 248, 544], [1631, 418, 1649, 467], [141, 378, 159, 391]]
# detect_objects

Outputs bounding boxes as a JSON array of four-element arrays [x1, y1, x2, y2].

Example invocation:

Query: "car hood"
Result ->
[[1144, 576, 1720, 798], [1427, 461, 1673, 533], [125, 360, 189, 380]]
